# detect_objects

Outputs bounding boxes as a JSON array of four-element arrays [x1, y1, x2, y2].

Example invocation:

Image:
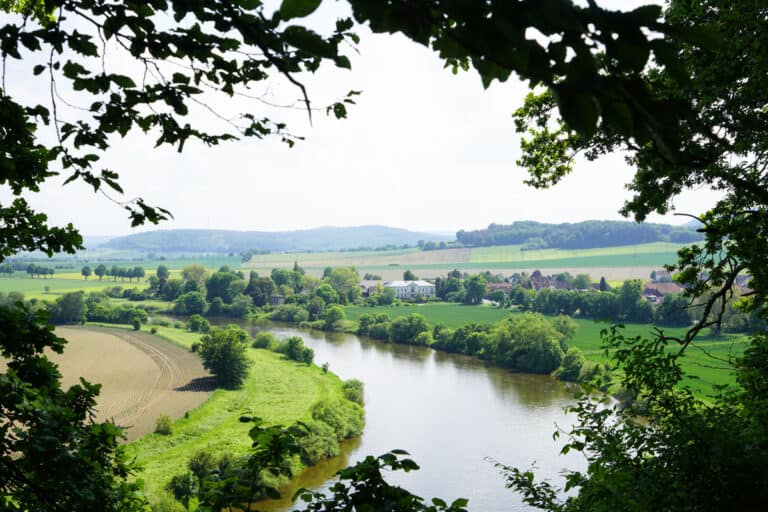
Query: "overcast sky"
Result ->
[[3, 1, 721, 237]]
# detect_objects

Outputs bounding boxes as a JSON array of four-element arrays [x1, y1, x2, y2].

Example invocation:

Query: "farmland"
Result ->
[[50, 326, 212, 441], [244, 242, 687, 280], [124, 325, 350, 505]]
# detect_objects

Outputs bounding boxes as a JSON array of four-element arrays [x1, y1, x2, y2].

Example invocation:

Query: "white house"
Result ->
[[383, 280, 436, 300]]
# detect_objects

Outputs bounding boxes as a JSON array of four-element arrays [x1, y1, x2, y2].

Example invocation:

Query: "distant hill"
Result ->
[[103, 226, 453, 253], [456, 220, 703, 250]]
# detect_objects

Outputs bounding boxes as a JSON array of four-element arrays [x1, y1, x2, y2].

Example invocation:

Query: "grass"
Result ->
[[468, 241, 685, 263], [124, 325, 347, 503], [0, 276, 118, 300], [345, 303, 511, 328], [344, 302, 747, 400]]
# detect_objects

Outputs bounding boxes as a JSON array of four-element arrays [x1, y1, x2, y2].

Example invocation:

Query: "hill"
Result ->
[[456, 220, 703, 249], [103, 226, 452, 253]]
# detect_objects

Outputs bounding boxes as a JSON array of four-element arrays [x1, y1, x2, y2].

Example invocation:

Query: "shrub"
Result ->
[[251, 331, 276, 349], [155, 414, 172, 435], [152, 318, 171, 327], [321, 362, 329, 373], [297, 420, 339, 466], [342, 379, 364, 405], [188, 451, 217, 480], [311, 399, 364, 441], [555, 348, 586, 382], [131, 318, 141, 331], [284, 336, 314, 364], [150, 326, 158, 334], [187, 314, 211, 333], [173, 322, 184, 329]]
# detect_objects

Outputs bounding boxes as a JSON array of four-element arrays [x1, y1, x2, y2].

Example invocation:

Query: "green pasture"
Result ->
[[345, 303, 511, 328], [468, 242, 685, 263], [352, 251, 682, 270], [344, 302, 746, 400], [117, 325, 346, 505], [0, 276, 117, 300]]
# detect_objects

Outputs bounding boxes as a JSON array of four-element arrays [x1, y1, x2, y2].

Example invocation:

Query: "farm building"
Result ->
[[643, 282, 685, 302], [383, 280, 436, 300]]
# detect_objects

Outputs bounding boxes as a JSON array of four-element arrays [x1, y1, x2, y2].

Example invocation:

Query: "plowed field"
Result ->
[[50, 326, 213, 441]]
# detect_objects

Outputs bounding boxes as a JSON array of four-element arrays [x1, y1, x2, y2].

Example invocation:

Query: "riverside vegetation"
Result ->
[[1, 0, 767, 511]]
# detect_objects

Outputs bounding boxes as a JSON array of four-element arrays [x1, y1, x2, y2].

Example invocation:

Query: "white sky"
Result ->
[[2, 1, 721, 237]]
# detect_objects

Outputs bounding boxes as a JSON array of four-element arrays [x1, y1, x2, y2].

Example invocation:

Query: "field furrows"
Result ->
[[52, 327, 213, 441]]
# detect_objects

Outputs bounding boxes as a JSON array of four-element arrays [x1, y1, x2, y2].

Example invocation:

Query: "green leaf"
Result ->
[[283, 26, 335, 58], [556, 91, 599, 138], [280, 0, 322, 20]]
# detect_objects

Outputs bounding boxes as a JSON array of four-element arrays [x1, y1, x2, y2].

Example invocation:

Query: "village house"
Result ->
[[642, 281, 684, 303], [383, 280, 436, 300], [359, 280, 381, 297]]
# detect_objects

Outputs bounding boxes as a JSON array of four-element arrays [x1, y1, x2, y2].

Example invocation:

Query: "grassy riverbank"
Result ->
[[90, 324, 356, 509], [343, 303, 747, 399]]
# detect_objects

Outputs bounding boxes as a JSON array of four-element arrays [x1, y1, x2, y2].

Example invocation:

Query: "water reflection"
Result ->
[[210, 318, 582, 512]]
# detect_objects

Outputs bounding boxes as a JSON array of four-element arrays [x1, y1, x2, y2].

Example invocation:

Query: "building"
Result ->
[[383, 280, 436, 300]]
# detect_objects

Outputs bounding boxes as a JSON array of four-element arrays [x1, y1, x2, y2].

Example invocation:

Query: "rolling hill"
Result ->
[[102, 226, 453, 253]]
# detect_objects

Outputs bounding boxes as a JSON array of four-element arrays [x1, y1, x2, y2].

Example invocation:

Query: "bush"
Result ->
[[311, 399, 364, 441], [389, 314, 429, 344], [173, 322, 184, 329], [270, 304, 310, 323], [342, 379, 364, 405], [131, 318, 141, 331], [152, 318, 171, 327], [297, 420, 339, 466], [251, 331, 276, 349], [555, 348, 585, 382], [284, 336, 314, 364], [190, 341, 200, 353], [150, 326, 158, 334], [187, 314, 211, 333], [155, 414, 172, 435]]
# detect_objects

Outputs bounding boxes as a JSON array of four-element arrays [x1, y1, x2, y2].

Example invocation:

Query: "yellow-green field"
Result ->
[[244, 242, 688, 280]]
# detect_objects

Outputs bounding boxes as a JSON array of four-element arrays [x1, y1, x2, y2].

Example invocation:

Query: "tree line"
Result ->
[[456, 220, 703, 249]]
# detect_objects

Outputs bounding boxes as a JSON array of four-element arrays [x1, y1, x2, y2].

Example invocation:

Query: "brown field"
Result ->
[[50, 327, 213, 441]]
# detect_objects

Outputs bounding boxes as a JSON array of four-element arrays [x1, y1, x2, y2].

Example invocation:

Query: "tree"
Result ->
[[654, 293, 692, 328], [573, 274, 591, 290], [1, 0, 766, 509], [182, 265, 209, 296], [156, 265, 169, 280], [463, 274, 487, 305], [174, 291, 208, 316], [403, 270, 418, 281], [494, 313, 565, 374], [325, 267, 361, 304], [324, 305, 346, 331], [199, 326, 251, 389], [81, 265, 91, 280], [49, 291, 86, 324], [94, 263, 106, 281]]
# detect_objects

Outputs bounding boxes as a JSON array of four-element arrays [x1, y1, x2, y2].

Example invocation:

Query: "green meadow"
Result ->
[[343, 302, 746, 400], [114, 325, 349, 505]]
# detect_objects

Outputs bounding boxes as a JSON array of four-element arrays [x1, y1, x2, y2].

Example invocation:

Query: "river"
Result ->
[[222, 319, 583, 511]]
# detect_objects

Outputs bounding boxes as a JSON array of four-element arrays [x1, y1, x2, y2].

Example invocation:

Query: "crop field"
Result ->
[[343, 303, 746, 399], [50, 326, 213, 441], [0, 276, 117, 299], [468, 241, 685, 263], [126, 324, 347, 504], [244, 242, 686, 280]]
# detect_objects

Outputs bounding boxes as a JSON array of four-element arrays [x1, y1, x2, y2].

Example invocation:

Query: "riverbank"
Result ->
[[338, 303, 746, 399], [88, 324, 362, 510]]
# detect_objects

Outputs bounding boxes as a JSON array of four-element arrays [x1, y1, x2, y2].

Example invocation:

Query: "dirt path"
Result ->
[[51, 326, 213, 441]]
